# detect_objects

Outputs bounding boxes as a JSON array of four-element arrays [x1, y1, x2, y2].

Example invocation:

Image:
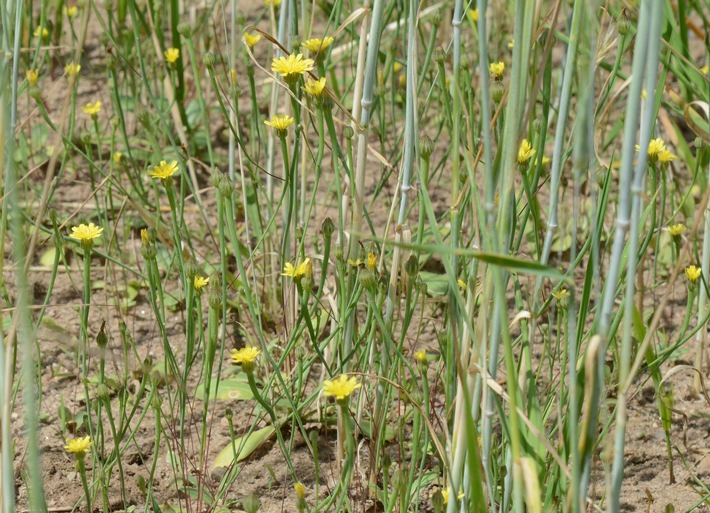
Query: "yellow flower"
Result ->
[[244, 32, 261, 48], [64, 62, 81, 77], [282, 257, 311, 280], [551, 288, 569, 302], [685, 265, 702, 283], [641, 88, 647, 100], [112, 151, 123, 164], [264, 114, 294, 136], [301, 37, 334, 55], [194, 275, 209, 290], [639, 138, 667, 162], [658, 149, 677, 164], [457, 278, 467, 291], [148, 160, 179, 180], [34, 26, 49, 38], [507, 38, 515, 49], [70, 223, 103, 243], [64, 436, 93, 459], [82, 101, 101, 116], [489, 61, 505, 78], [393, 62, 403, 74], [517, 138, 536, 164], [535, 155, 551, 167], [64, 5, 79, 18], [414, 349, 428, 365], [265, 0, 281, 6], [702, 64, 709, 75], [467, 8, 478, 22], [271, 53, 314, 83], [229, 346, 261, 373], [164, 47, 180, 64], [366, 252, 377, 270], [441, 489, 450, 505], [26, 70, 38, 86], [668, 223, 686, 237], [294, 482, 306, 500], [303, 77, 326, 97], [322, 374, 361, 402]]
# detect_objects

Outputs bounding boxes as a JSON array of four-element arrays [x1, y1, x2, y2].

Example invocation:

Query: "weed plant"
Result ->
[[1, 0, 710, 512]]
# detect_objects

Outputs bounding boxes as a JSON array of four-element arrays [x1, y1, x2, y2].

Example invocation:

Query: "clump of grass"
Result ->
[[2, 0, 710, 512]]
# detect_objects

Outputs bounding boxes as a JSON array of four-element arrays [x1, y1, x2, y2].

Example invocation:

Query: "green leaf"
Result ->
[[359, 419, 395, 441], [39, 247, 57, 268], [212, 425, 275, 469], [195, 377, 254, 401], [419, 271, 449, 297]]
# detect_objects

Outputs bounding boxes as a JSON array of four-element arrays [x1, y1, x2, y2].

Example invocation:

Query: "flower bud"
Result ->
[[434, 47, 446, 64], [420, 135, 434, 159], [208, 274, 222, 309], [177, 22, 191, 36], [203, 51, 215, 68], [96, 323, 108, 349], [617, 10, 632, 36], [491, 81, 505, 103], [405, 254, 418, 278], [218, 175, 234, 198], [359, 268, 377, 290], [343, 125, 354, 140], [321, 217, 334, 238]]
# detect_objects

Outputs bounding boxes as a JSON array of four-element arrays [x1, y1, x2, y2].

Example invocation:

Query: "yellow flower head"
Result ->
[[294, 482, 306, 500], [271, 53, 314, 83], [194, 275, 209, 290], [26, 70, 38, 86], [668, 223, 686, 237], [264, 114, 294, 137], [112, 151, 123, 164], [64, 5, 79, 18], [685, 265, 702, 284], [457, 278, 467, 291], [467, 8, 478, 23], [282, 257, 311, 280], [164, 47, 180, 64], [393, 62, 403, 74], [702, 64, 709, 75], [64, 436, 93, 459], [303, 77, 326, 97], [148, 160, 179, 180], [265, 0, 281, 6], [489, 61, 505, 79], [517, 138, 536, 164], [658, 149, 676, 164], [229, 346, 261, 373], [301, 37, 334, 56], [507, 38, 515, 49], [366, 252, 377, 270], [643, 138, 666, 162], [414, 349, 428, 365], [322, 374, 361, 402], [244, 32, 261, 48], [34, 26, 49, 38], [535, 155, 551, 167], [551, 288, 569, 302], [64, 62, 81, 77], [441, 489, 450, 505], [82, 101, 101, 116], [70, 223, 103, 243]]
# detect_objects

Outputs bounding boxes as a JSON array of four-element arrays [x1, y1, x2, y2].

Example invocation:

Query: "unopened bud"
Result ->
[[321, 217, 334, 238], [203, 51, 215, 68], [420, 135, 434, 159]]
